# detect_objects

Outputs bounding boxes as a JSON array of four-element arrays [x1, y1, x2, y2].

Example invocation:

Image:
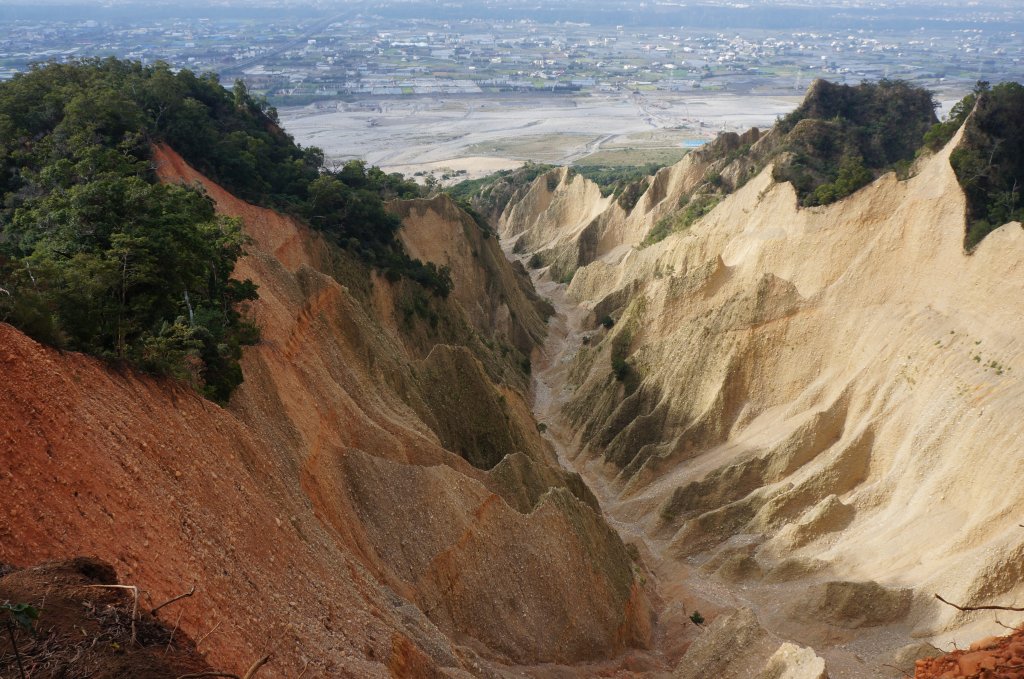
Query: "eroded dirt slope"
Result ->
[[0, 146, 651, 677]]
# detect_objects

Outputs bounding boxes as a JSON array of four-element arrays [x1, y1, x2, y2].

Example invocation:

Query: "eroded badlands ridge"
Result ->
[[504, 125, 1024, 676], [3, 90, 1023, 678]]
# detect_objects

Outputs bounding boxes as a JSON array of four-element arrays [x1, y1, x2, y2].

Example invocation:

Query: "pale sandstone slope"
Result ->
[[509, 127, 1024, 667], [499, 128, 763, 282], [0, 146, 652, 677]]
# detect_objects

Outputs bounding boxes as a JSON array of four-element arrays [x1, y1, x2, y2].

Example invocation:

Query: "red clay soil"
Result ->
[[0, 145, 651, 676], [152, 142, 331, 272], [916, 629, 1024, 679]]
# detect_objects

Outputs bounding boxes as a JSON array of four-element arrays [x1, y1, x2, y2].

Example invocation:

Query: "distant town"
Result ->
[[2, 1, 1021, 104], [3, 1, 1022, 175]]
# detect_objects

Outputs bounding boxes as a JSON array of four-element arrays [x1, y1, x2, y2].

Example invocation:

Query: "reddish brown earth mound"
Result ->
[[916, 630, 1024, 679], [0, 557, 212, 678]]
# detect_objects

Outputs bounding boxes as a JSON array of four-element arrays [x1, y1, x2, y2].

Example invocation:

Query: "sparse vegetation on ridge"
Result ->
[[923, 83, 982, 152], [641, 193, 722, 247], [446, 161, 554, 222], [571, 163, 672, 199], [637, 79, 947, 249]]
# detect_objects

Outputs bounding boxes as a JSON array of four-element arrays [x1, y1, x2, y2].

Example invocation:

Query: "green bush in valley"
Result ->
[[611, 354, 629, 381]]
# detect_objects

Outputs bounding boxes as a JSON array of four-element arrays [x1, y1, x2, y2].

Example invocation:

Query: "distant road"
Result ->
[[560, 134, 615, 165], [218, 10, 353, 77]]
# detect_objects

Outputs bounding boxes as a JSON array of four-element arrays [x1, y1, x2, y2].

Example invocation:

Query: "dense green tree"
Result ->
[[948, 82, 1024, 248], [772, 79, 938, 206], [0, 57, 450, 397], [809, 155, 874, 205], [923, 81, 986, 152]]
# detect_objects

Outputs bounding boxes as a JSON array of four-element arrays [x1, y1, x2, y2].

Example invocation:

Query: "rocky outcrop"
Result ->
[[393, 194, 552, 367], [758, 643, 828, 679], [795, 581, 913, 629], [915, 630, 1024, 678]]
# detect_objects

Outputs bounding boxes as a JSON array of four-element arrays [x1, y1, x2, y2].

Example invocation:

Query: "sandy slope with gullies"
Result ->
[[505, 127, 1024, 678]]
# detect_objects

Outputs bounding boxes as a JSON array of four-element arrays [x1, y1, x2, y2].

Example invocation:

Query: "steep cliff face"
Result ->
[[505, 127, 1024, 675], [393, 194, 553, 382], [0, 146, 651, 676]]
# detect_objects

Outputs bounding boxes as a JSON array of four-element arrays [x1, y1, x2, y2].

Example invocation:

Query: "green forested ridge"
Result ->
[[641, 79, 1024, 249], [0, 58, 441, 400], [945, 82, 1024, 249], [771, 79, 938, 206], [571, 163, 670, 200]]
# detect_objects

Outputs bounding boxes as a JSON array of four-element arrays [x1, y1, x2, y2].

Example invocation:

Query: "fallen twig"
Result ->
[[152, 585, 196, 616], [994, 618, 1021, 632], [175, 652, 272, 679], [5, 621, 28, 679], [881, 662, 913, 678], [935, 593, 1024, 613], [195, 620, 222, 650], [165, 609, 184, 655], [85, 584, 139, 645], [242, 654, 272, 679]]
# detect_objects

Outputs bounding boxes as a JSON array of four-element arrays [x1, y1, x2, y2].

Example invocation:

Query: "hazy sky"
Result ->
[[7, 0, 1016, 5]]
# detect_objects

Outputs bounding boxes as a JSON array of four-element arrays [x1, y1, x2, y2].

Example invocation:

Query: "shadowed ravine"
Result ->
[[506, 239, 775, 673]]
